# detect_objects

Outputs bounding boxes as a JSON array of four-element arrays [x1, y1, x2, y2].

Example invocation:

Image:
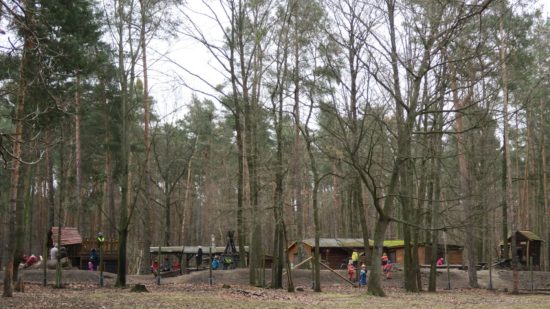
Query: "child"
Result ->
[[211, 256, 220, 270], [347, 261, 355, 282], [151, 259, 159, 275], [436, 257, 444, 266], [359, 264, 368, 286], [381, 253, 388, 266], [88, 260, 94, 271], [383, 260, 393, 279]]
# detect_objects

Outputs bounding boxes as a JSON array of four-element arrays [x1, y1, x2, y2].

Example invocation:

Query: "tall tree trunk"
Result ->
[[428, 153, 442, 292], [451, 69, 478, 288], [303, 135, 321, 292], [43, 132, 55, 286], [500, 9, 518, 294], [346, 18, 371, 264], [139, 0, 152, 275], [539, 99, 548, 271], [3, 16, 30, 296], [365, 165, 399, 297], [164, 193, 171, 246], [226, 4, 247, 266], [75, 72, 83, 231], [115, 0, 130, 287], [428, 77, 445, 292], [234, 103, 246, 267], [292, 13, 306, 263], [55, 122, 70, 288]]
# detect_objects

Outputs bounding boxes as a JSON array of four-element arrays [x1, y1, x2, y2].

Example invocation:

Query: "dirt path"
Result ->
[[2, 267, 549, 292]]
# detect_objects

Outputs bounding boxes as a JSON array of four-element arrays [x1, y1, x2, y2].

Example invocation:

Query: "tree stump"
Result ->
[[131, 284, 149, 292]]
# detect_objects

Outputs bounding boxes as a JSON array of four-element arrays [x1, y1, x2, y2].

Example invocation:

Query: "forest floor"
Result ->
[[1, 268, 550, 308]]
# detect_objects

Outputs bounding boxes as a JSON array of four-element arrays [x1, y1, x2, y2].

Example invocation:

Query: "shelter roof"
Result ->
[[51, 227, 83, 246], [292, 238, 406, 249], [508, 230, 543, 241], [150, 246, 249, 254]]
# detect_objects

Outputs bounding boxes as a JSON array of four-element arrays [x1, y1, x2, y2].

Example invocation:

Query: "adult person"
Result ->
[[50, 243, 59, 261], [163, 257, 171, 272], [196, 246, 203, 269], [90, 248, 99, 270], [351, 251, 359, 268], [96, 232, 105, 246], [222, 255, 233, 270]]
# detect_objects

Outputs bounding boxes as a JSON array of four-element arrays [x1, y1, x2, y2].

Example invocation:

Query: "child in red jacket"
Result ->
[[347, 261, 356, 282]]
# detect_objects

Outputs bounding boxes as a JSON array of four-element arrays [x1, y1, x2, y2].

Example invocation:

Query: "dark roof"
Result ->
[[290, 238, 406, 249], [51, 227, 83, 246], [150, 246, 249, 254], [302, 238, 365, 248], [508, 230, 543, 241], [289, 239, 462, 249]]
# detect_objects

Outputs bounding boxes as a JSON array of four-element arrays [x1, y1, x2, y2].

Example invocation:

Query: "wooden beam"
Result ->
[[265, 256, 314, 288], [319, 261, 356, 286], [292, 256, 313, 269]]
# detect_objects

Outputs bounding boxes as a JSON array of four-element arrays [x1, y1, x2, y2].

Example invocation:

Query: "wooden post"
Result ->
[[156, 246, 161, 285], [209, 246, 213, 285], [180, 247, 184, 275], [488, 234, 493, 290], [444, 231, 451, 290], [530, 256, 534, 292], [183, 251, 188, 273], [527, 240, 530, 268]]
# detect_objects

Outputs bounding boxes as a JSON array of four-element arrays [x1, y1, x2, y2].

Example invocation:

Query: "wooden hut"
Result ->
[[150, 246, 249, 274], [507, 230, 543, 269], [386, 243, 463, 266], [51, 227, 82, 267], [288, 238, 464, 268], [287, 238, 369, 269]]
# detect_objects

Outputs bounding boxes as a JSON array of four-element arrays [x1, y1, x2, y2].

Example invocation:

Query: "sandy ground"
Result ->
[[3, 267, 547, 292], [1, 268, 550, 309]]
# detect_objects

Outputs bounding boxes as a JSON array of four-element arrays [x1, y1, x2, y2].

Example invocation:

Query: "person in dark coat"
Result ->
[[90, 248, 99, 271], [196, 246, 203, 269]]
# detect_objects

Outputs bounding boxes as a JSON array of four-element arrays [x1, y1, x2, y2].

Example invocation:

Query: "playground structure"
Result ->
[[150, 231, 248, 276]]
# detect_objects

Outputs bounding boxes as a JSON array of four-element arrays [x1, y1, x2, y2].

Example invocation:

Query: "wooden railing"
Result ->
[[80, 238, 119, 255]]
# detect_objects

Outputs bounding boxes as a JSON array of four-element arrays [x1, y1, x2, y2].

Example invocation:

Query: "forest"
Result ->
[[1, 0, 549, 299]]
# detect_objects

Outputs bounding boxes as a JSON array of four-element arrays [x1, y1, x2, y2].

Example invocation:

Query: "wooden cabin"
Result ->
[[287, 238, 464, 269], [50, 227, 82, 268], [287, 238, 365, 269], [386, 243, 464, 266], [506, 230, 543, 269]]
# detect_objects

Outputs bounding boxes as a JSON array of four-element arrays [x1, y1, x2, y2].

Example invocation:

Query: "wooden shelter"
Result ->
[[150, 246, 249, 274], [50, 227, 82, 267], [386, 242, 463, 266], [79, 238, 119, 273], [287, 238, 365, 269], [287, 238, 464, 269], [506, 230, 543, 269]]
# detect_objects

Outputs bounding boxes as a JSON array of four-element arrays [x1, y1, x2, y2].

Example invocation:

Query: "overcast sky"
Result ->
[[145, 0, 550, 124]]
